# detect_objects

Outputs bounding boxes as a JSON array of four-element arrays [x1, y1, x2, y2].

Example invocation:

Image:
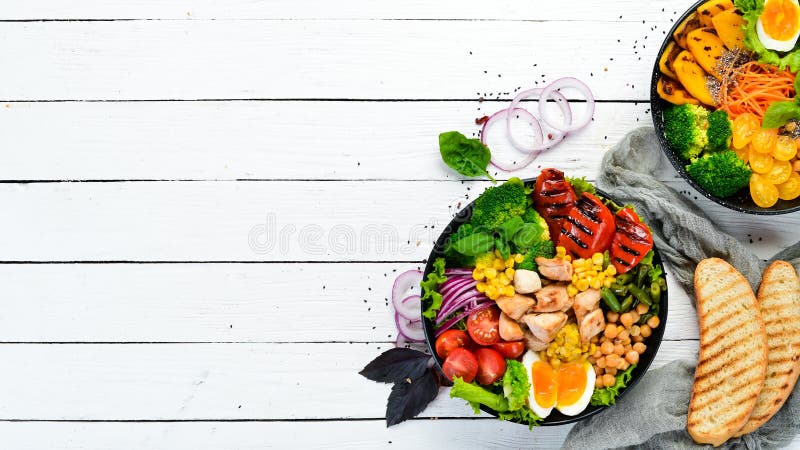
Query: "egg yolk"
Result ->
[[762, 0, 800, 41], [556, 362, 588, 407], [531, 361, 557, 408]]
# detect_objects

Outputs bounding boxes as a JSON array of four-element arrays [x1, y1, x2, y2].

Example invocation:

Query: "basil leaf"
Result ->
[[386, 369, 440, 427], [512, 223, 539, 250], [452, 232, 494, 256], [495, 237, 510, 260], [497, 216, 524, 241], [439, 131, 496, 182], [762, 101, 800, 129], [359, 348, 431, 384]]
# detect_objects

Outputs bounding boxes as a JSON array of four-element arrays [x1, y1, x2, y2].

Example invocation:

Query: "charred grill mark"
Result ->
[[545, 202, 571, 211], [619, 244, 640, 256], [565, 216, 592, 235], [576, 198, 602, 223], [540, 188, 568, 197], [613, 256, 631, 268], [560, 228, 588, 249]]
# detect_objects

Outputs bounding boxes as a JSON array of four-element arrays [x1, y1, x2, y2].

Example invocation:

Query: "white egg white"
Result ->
[[554, 360, 596, 416], [757, 0, 800, 52], [522, 350, 553, 419]]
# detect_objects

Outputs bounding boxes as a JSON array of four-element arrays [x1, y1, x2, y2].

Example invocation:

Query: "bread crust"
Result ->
[[687, 258, 768, 447], [734, 261, 800, 436]]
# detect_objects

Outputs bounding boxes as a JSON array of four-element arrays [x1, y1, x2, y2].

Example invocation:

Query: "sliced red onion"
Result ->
[[444, 268, 473, 276], [439, 276, 472, 294], [435, 302, 493, 337], [538, 77, 595, 133], [484, 107, 565, 171], [436, 291, 488, 324], [441, 279, 476, 302], [394, 294, 421, 321], [391, 269, 422, 310], [506, 87, 571, 153], [481, 106, 542, 149], [395, 312, 425, 342]]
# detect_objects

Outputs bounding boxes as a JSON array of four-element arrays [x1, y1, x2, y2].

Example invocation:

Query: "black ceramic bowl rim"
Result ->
[[650, 0, 800, 215], [421, 179, 668, 427]]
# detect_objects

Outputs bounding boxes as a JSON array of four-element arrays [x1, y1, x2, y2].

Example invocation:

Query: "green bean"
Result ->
[[620, 295, 634, 313], [628, 284, 653, 306], [611, 284, 628, 297], [602, 251, 610, 271], [601, 287, 621, 313], [615, 273, 633, 284], [658, 277, 667, 290], [650, 282, 661, 304]]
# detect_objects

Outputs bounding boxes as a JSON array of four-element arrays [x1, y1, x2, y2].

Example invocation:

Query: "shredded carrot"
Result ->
[[718, 61, 796, 121]]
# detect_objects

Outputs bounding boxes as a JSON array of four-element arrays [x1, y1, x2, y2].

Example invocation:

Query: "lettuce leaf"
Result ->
[[590, 364, 636, 406], [421, 258, 447, 319], [497, 406, 543, 429]]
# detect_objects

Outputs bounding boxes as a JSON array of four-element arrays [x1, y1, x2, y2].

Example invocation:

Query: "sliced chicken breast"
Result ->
[[523, 329, 549, 351], [499, 312, 524, 341], [535, 257, 573, 281], [532, 284, 572, 313], [579, 308, 606, 342], [573, 288, 601, 324], [495, 293, 535, 321], [523, 312, 568, 343]]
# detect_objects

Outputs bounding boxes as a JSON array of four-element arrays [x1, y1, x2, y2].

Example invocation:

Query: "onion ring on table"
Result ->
[[394, 294, 421, 321], [395, 312, 425, 342], [483, 107, 564, 171], [538, 77, 595, 133], [506, 87, 571, 153]]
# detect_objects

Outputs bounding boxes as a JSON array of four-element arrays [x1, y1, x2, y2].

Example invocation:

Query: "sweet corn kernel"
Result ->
[[577, 279, 590, 291], [605, 266, 617, 276], [505, 268, 515, 278], [493, 259, 505, 271], [472, 269, 484, 280], [494, 249, 502, 258], [486, 286, 498, 299], [567, 285, 579, 297], [592, 253, 604, 266], [505, 257, 515, 268], [475, 261, 486, 270], [556, 246, 567, 256], [591, 278, 603, 290], [476, 282, 487, 293], [498, 273, 510, 286], [604, 278, 614, 288], [514, 254, 524, 263], [572, 274, 578, 283], [564, 255, 572, 262], [504, 286, 515, 297], [485, 268, 497, 279]]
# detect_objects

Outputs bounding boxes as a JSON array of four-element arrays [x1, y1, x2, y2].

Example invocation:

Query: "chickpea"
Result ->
[[594, 365, 604, 376], [600, 341, 614, 355], [618, 359, 629, 371], [640, 324, 652, 338], [633, 342, 647, 354], [587, 356, 596, 364], [596, 356, 607, 368], [617, 329, 630, 341], [632, 334, 644, 343], [595, 377, 605, 388], [647, 316, 661, 329], [629, 325, 640, 337], [625, 350, 640, 364], [635, 303, 649, 315], [630, 311, 641, 324], [605, 353, 620, 367], [619, 312, 634, 328], [603, 373, 616, 387], [606, 367, 618, 376], [613, 343, 626, 356], [604, 323, 619, 339], [593, 349, 603, 359], [590, 335, 599, 344], [606, 311, 619, 323]]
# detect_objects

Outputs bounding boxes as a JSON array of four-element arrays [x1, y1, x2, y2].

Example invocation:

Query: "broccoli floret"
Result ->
[[517, 240, 556, 271], [520, 209, 550, 242], [470, 181, 528, 229], [686, 151, 752, 198], [706, 110, 733, 152], [664, 104, 710, 161], [502, 360, 530, 411]]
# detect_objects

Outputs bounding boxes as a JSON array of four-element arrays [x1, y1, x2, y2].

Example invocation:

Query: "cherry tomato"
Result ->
[[750, 173, 780, 208], [442, 347, 479, 383], [466, 306, 501, 346], [773, 135, 797, 161], [777, 172, 800, 200], [434, 329, 471, 359], [491, 341, 525, 359], [767, 159, 793, 185], [558, 192, 615, 259], [749, 147, 775, 174], [751, 128, 777, 154], [474, 348, 507, 385], [732, 113, 759, 149]]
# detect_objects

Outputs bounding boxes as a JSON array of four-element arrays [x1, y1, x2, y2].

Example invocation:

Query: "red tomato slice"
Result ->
[[474, 348, 507, 385], [491, 341, 525, 359], [610, 208, 654, 274], [533, 168, 577, 240], [435, 329, 471, 359], [442, 348, 479, 383], [466, 307, 501, 346], [558, 192, 615, 259]]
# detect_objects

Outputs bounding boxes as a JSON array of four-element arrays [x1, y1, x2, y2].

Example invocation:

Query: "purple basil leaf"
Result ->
[[359, 347, 430, 384], [386, 369, 440, 427]]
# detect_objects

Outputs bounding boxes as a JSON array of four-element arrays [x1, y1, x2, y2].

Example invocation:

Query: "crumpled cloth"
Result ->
[[562, 127, 800, 450]]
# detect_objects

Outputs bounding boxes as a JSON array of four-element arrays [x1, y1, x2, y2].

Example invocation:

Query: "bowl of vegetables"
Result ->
[[419, 169, 668, 427], [651, 0, 800, 214]]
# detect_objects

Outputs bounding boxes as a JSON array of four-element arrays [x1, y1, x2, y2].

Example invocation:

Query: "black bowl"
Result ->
[[421, 179, 668, 426], [650, 0, 800, 215]]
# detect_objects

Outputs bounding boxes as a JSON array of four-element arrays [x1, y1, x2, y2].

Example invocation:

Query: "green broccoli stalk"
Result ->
[[516, 240, 556, 272], [686, 151, 752, 198], [470, 181, 528, 229], [502, 360, 530, 411], [706, 110, 733, 152], [663, 104, 710, 161]]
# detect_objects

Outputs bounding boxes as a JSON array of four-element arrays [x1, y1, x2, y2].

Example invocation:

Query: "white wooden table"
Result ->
[[1, 1, 799, 448]]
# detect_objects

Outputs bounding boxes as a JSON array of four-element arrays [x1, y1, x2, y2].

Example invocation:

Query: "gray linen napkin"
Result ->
[[562, 127, 800, 450]]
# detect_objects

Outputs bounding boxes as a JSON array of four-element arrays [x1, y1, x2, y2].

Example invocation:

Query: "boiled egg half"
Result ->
[[757, 0, 800, 52], [521, 350, 595, 418]]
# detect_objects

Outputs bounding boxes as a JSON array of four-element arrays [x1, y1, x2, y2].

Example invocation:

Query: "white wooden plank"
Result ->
[[0, 341, 697, 420], [0, 20, 662, 100], [0, 181, 794, 262], [0, 0, 692, 21], [0, 262, 696, 343], [0, 420, 573, 450], [0, 100, 650, 181]]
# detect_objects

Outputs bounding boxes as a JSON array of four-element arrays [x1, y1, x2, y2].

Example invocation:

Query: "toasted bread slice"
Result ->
[[688, 258, 768, 447], [734, 261, 800, 436]]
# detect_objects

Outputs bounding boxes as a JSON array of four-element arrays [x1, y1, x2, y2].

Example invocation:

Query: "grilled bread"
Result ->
[[688, 258, 768, 447], [734, 261, 800, 436]]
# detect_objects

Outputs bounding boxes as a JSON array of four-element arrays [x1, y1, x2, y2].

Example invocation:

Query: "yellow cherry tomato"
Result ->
[[767, 159, 793, 185], [773, 135, 798, 161], [776, 171, 800, 200], [750, 173, 780, 208], [734, 145, 749, 164], [732, 113, 760, 149], [751, 128, 778, 154], [749, 147, 775, 174]]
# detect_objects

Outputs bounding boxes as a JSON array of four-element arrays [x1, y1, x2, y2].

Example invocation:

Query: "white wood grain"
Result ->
[[0, 181, 793, 262], [0, 341, 697, 420], [0, 20, 663, 101], [0, 100, 650, 181], [0, 262, 697, 343], [0, 0, 693, 21]]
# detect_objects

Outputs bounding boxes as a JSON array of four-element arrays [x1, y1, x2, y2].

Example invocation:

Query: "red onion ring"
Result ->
[[538, 77, 595, 133], [391, 269, 422, 312], [506, 88, 570, 153], [482, 108, 549, 171], [394, 294, 421, 321], [395, 312, 425, 342]]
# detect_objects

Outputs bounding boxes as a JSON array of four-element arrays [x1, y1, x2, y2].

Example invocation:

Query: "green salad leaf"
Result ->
[[502, 360, 531, 411], [590, 364, 636, 406], [763, 101, 800, 129], [497, 407, 543, 430], [567, 176, 596, 197], [439, 131, 496, 182], [450, 377, 510, 412], [421, 258, 447, 319], [451, 231, 495, 256]]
